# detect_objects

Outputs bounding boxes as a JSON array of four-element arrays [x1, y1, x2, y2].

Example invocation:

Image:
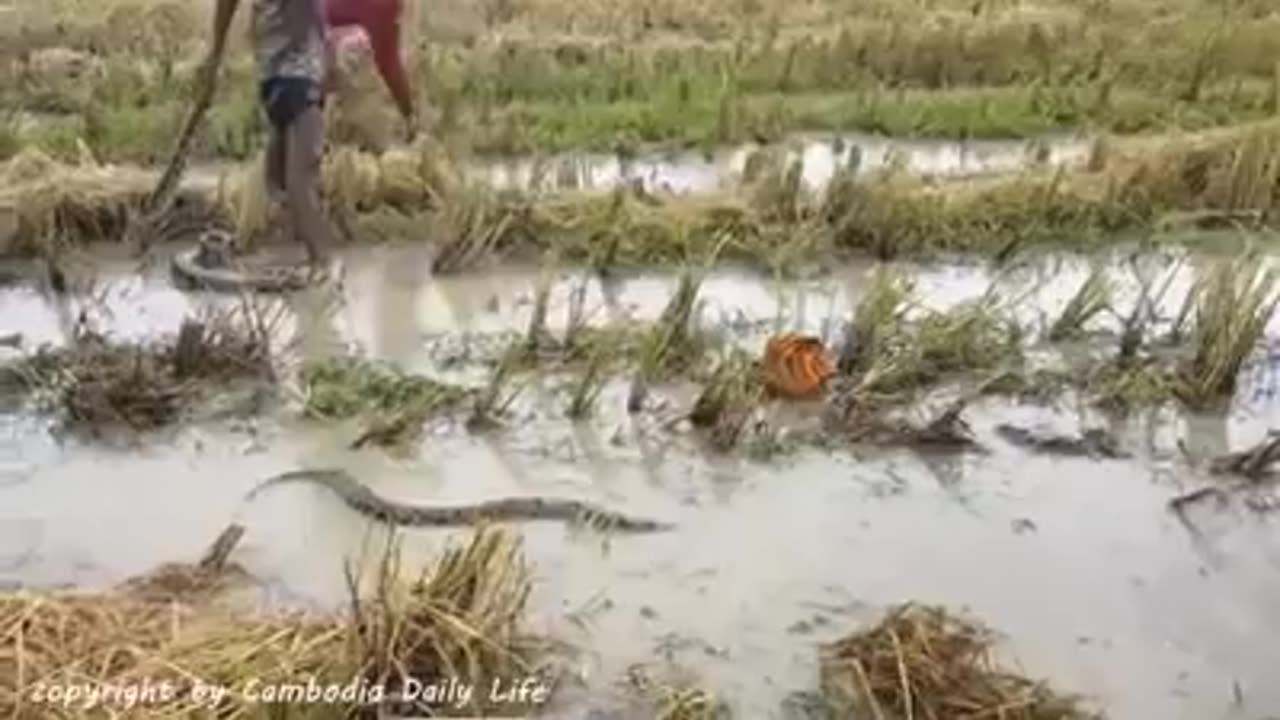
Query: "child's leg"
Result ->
[[284, 103, 333, 266], [264, 122, 288, 206]]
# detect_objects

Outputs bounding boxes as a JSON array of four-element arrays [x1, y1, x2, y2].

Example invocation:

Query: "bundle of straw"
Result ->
[[0, 148, 151, 255], [818, 603, 1100, 720], [0, 526, 547, 719]]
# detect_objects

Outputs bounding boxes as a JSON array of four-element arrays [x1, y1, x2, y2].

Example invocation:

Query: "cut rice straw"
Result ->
[[818, 603, 1102, 720], [0, 525, 552, 719]]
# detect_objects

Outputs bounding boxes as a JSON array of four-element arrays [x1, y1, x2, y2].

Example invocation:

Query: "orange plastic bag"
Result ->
[[762, 333, 836, 400]]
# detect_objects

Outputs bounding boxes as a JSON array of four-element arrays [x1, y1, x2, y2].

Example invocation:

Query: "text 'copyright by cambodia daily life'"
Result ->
[[26, 675, 552, 714]]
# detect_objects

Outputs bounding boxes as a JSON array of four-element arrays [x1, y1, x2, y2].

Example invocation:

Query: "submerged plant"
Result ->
[[469, 342, 527, 430], [627, 232, 728, 412], [1090, 359, 1179, 413], [431, 184, 518, 273], [1048, 264, 1111, 341], [1179, 250, 1280, 405], [625, 663, 731, 720], [566, 348, 610, 419], [300, 357, 469, 421], [840, 264, 915, 375], [917, 285, 1023, 376], [524, 259, 557, 354], [689, 348, 765, 451]]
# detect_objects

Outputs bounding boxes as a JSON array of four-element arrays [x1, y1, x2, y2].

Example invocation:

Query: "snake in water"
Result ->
[[244, 468, 676, 533]]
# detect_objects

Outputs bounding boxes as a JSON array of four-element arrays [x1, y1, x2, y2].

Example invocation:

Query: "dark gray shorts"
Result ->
[[260, 76, 324, 132]]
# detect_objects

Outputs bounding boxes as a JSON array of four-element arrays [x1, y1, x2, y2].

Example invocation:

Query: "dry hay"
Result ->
[[321, 136, 463, 214], [0, 138, 462, 258], [301, 120, 1280, 264], [0, 147, 231, 256], [828, 120, 1280, 256], [221, 135, 466, 249], [355, 527, 551, 717], [1110, 121, 1280, 218], [0, 526, 551, 719], [0, 148, 148, 255], [818, 603, 1100, 720]]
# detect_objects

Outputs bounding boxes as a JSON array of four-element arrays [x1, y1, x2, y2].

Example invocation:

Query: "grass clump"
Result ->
[[627, 245, 727, 412], [0, 525, 555, 719], [0, 146, 229, 256], [565, 347, 610, 419], [1177, 248, 1280, 405], [839, 268, 1023, 399], [1089, 359, 1180, 412], [818, 603, 1101, 720], [300, 359, 471, 447], [430, 184, 522, 274], [917, 290, 1024, 376], [300, 357, 470, 421], [689, 347, 766, 452], [468, 344, 528, 431], [1048, 264, 1112, 341], [839, 265, 914, 375], [10, 305, 277, 433]]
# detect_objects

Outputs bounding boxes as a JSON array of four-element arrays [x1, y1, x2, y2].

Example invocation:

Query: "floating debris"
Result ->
[[994, 423, 1130, 459], [762, 332, 837, 401], [624, 663, 731, 720]]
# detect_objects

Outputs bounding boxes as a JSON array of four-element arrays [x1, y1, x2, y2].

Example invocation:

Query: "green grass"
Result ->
[[10, 64, 1279, 163], [3, 0, 1280, 162], [1178, 249, 1280, 406], [299, 357, 470, 420]]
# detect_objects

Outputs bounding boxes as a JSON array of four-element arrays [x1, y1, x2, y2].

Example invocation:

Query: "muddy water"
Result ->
[[176, 132, 1092, 197], [474, 132, 1091, 195], [1, 244, 1279, 720]]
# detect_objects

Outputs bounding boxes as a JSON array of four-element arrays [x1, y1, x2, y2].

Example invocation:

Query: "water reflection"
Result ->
[[474, 132, 1091, 195], [177, 132, 1092, 198]]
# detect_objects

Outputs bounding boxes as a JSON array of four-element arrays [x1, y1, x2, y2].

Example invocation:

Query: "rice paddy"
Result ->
[[2, 0, 1280, 717], [4, 0, 1280, 162]]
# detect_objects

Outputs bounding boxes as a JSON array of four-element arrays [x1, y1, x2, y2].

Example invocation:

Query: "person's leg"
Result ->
[[259, 79, 294, 252], [284, 102, 333, 268], [259, 78, 289, 203], [264, 122, 287, 205]]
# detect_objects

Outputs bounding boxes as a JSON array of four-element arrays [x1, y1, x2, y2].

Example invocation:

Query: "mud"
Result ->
[[1, 243, 1279, 719]]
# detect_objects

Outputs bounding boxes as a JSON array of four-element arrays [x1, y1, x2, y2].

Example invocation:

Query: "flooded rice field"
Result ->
[[175, 131, 1094, 196], [1, 242, 1279, 719], [472, 131, 1092, 194]]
